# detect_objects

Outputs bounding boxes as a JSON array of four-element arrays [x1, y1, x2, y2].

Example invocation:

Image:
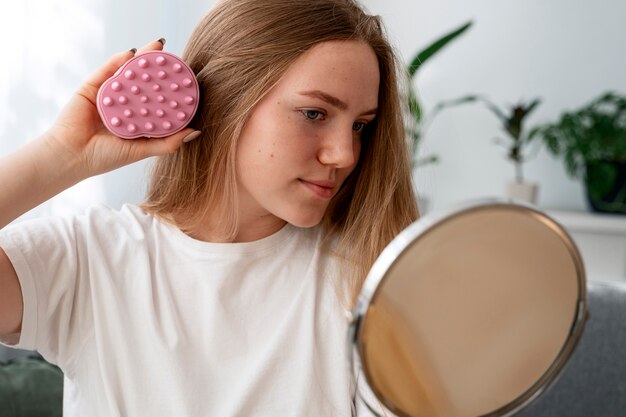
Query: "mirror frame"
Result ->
[[347, 199, 589, 417]]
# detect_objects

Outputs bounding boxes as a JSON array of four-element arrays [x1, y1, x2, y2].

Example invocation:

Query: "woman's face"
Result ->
[[235, 40, 380, 234]]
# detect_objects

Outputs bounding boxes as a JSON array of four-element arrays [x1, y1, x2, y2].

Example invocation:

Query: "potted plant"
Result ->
[[530, 92, 626, 214], [430, 95, 543, 203], [407, 21, 473, 168]]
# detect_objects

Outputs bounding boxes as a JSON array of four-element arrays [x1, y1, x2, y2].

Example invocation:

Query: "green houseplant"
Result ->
[[407, 21, 472, 168], [429, 95, 542, 203], [434, 96, 541, 180], [530, 92, 626, 214]]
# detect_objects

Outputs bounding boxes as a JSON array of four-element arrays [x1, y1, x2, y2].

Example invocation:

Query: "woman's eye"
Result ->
[[301, 110, 325, 121], [353, 121, 367, 132]]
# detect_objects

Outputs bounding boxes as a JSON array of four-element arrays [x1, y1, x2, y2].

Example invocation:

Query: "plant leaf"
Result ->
[[408, 21, 473, 78]]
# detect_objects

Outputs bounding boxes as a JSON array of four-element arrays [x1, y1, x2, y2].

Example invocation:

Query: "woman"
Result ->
[[0, 0, 418, 415]]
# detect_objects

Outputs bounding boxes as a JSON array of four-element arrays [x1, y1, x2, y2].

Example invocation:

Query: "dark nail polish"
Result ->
[[129, 48, 137, 54], [157, 38, 166, 46]]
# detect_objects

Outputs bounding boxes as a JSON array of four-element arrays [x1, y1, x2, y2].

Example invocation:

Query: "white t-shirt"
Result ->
[[0, 204, 387, 416]]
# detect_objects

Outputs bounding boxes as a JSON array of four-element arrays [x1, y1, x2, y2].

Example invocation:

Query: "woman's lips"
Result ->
[[299, 179, 336, 199]]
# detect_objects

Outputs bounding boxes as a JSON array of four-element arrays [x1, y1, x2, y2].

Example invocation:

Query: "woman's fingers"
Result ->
[[84, 49, 137, 96], [136, 38, 166, 54], [151, 129, 202, 156], [130, 128, 202, 160], [80, 38, 167, 103]]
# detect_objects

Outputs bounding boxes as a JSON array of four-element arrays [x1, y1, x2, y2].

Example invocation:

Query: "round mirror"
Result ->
[[349, 200, 588, 417]]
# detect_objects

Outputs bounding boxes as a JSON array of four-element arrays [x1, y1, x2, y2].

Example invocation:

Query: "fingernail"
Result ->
[[183, 130, 201, 143], [129, 48, 137, 54], [157, 38, 166, 46]]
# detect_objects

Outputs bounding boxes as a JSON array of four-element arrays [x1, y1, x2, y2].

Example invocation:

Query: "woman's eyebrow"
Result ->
[[298, 90, 378, 116]]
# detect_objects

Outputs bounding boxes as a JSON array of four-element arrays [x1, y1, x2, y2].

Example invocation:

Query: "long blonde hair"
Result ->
[[141, 0, 419, 307]]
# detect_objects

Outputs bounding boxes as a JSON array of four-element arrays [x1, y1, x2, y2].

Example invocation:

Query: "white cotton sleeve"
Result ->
[[0, 214, 93, 371]]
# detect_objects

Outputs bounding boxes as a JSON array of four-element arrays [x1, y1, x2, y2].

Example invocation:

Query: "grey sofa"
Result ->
[[0, 355, 62, 417], [519, 280, 626, 417]]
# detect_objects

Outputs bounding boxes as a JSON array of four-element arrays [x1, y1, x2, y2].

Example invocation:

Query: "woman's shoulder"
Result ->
[[80, 202, 151, 226], [16, 204, 166, 241], [1, 203, 152, 242]]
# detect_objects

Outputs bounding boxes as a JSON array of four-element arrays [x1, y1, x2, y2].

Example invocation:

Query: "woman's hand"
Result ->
[[45, 39, 200, 178]]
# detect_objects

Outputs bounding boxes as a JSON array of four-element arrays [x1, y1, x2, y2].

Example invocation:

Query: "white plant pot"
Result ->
[[506, 181, 539, 204]]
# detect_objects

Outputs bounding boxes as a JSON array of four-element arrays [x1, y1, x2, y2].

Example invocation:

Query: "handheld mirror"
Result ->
[[349, 200, 588, 417]]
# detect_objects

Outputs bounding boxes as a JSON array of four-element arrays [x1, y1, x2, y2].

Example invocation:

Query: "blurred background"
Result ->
[[1, 0, 626, 360], [359, 0, 626, 213], [2, 0, 626, 216]]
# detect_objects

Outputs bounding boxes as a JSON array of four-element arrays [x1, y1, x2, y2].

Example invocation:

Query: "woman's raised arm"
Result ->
[[0, 39, 200, 337]]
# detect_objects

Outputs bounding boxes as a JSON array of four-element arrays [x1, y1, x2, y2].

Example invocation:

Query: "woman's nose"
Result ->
[[317, 126, 359, 168]]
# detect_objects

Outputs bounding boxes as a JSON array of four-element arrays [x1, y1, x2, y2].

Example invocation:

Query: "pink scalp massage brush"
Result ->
[[97, 51, 200, 139]]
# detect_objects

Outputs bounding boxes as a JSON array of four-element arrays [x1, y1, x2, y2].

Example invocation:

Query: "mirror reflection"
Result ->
[[353, 202, 587, 417]]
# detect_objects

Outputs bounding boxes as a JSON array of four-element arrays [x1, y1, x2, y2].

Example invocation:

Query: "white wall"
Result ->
[[360, 0, 626, 213]]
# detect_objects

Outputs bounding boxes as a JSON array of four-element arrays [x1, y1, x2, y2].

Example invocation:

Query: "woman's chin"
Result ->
[[283, 211, 325, 229]]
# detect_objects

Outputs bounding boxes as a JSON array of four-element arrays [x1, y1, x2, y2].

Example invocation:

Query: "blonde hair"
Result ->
[[141, 0, 419, 307]]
